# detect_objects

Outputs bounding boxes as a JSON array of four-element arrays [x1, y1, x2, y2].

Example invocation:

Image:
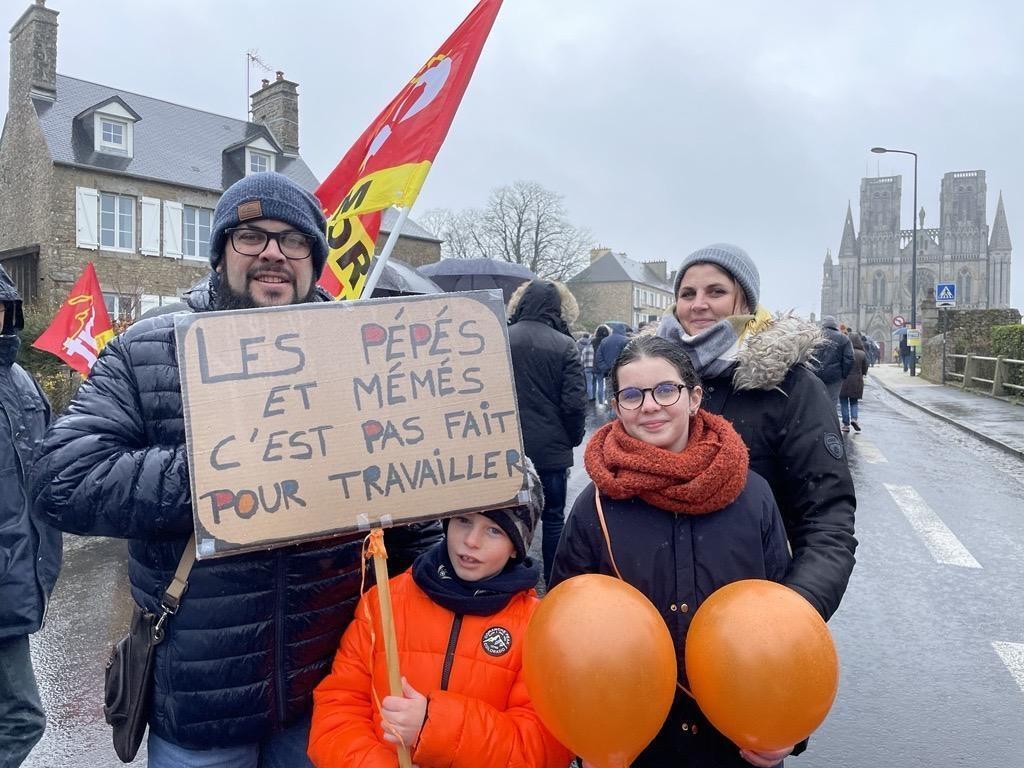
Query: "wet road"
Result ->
[[25, 387, 1024, 766]]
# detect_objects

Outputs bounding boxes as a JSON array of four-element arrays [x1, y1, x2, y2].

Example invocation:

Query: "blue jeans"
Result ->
[[840, 397, 859, 425], [147, 719, 312, 768], [0, 635, 46, 768], [538, 468, 569, 584], [583, 367, 595, 400], [592, 370, 606, 403]]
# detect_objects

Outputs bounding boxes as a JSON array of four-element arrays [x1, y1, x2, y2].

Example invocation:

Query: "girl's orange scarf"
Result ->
[[584, 411, 749, 514]]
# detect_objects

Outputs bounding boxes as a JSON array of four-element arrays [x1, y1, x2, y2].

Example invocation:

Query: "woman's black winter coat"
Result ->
[[29, 276, 440, 749]]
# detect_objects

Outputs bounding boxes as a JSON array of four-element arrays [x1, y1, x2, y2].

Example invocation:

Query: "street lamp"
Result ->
[[871, 146, 918, 376]]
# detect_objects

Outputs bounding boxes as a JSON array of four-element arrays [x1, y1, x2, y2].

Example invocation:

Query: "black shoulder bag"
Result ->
[[103, 535, 196, 763]]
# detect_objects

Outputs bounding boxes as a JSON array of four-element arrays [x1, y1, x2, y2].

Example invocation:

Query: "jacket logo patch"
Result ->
[[481, 626, 512, 656], [824, 432, 845, 459], [237, 200, 263, 221]]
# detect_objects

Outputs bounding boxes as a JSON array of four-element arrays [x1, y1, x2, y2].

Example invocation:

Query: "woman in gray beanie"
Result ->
[[656, 244, 857, 762]]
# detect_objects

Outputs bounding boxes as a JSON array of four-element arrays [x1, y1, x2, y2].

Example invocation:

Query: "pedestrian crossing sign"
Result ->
[[936, 282, 956, 307]]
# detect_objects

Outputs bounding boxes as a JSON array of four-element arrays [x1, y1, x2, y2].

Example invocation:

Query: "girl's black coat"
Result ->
[[551, 474, 790, 767]]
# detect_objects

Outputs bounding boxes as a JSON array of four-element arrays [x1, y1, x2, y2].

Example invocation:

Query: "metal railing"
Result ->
[[946, 353, 1024, 398]]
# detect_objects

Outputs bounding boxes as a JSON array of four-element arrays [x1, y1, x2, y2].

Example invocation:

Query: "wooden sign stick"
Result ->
[[368, 528, 413, 768]]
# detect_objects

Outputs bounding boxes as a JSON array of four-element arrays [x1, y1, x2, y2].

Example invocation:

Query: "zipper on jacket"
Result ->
[[274, 550, 287, 725], [439, 614, 463, 690]]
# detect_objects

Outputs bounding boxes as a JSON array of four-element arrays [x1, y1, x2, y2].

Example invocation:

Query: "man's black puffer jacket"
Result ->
[[30, 274, 440, 749]]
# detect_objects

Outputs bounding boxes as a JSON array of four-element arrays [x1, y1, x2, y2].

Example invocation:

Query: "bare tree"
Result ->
[[421, 181, 592, 280], [482, 181, 592, 280], [419, 207, 490, 261]]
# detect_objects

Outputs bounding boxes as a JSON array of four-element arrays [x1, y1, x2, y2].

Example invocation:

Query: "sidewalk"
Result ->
[[868, 363, 1024, 459]]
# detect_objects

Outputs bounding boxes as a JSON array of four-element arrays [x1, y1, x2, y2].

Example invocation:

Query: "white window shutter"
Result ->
[[75, 187, 99, 249], [140, 197, 161, 255], [163, 201, 183, 258]]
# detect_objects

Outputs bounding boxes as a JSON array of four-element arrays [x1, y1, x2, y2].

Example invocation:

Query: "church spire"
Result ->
[[990, 191, 1012, 251], [838, 201, 857, 258]]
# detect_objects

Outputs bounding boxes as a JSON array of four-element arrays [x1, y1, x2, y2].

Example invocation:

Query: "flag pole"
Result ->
[[360, 207, 411, 300]]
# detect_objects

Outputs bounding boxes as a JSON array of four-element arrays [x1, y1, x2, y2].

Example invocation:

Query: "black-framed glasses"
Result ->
[[227, 227, 314, 260], [614, 382, 689, 410]]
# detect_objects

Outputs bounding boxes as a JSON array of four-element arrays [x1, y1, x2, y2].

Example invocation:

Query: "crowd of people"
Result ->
[[2, 174, 860, 768]]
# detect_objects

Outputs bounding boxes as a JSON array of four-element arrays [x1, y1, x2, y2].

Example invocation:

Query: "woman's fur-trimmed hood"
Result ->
[[658, 311, 826, 391], [733, 313, 826, 391], [506, 280, 579, 327]]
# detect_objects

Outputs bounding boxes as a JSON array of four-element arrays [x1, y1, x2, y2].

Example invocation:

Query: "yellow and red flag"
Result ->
[[33, 262, 114, 376], [316, 0, 502, 300]]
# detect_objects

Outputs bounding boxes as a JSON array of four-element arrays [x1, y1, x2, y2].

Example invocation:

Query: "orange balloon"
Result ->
[[684, 580, 839, 751], [523, 574, 676, 768]]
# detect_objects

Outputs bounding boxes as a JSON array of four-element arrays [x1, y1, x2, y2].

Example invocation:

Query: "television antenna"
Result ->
[[245, 50, 274, 119]]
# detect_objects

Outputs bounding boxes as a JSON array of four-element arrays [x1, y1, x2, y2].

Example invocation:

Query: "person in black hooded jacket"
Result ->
[[506, 280, 586, 583], [29, 173, 439, 765], [0, 265, 60, 767]]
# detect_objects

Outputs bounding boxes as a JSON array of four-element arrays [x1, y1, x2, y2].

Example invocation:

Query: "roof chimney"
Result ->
[[9, 0, 59, 107], [250, 72, 300, 154], [644, 260, 667, 281], [590, 247, 612, 264]]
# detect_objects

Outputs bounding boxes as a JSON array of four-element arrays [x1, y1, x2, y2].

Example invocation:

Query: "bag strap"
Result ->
[[593, 493, 624, 580], [153, 534, 196, 642]]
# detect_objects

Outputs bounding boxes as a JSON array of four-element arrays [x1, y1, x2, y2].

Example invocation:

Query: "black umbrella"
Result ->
[[369, 258, 444, 297], [418, 258, 537, 303]]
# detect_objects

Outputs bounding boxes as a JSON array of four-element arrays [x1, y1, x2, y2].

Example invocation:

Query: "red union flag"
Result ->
[[33, 262, 114, 376], [316, 0, 502, 300]]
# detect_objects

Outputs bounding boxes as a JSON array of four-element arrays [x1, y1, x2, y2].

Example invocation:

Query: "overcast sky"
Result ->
[[3, 0, 1022, 317]]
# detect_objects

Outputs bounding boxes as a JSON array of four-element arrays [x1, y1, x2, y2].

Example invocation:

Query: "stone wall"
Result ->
[[0, 94, 52, 290], [567, 281, 632, 331], [918, 295, 1022, 383], [46, 166, 218, 304], [378, 235, 441, 269]]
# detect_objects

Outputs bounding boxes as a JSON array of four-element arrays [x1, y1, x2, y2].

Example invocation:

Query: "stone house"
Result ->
[[568, 248, 675, 331], [0, 1, 439, 319]]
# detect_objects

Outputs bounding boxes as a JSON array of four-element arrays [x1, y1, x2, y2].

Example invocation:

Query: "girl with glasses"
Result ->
[[550, 335, 794, 767]]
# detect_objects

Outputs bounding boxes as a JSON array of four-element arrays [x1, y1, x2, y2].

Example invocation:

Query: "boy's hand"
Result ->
[[380, 677, 428, 751]]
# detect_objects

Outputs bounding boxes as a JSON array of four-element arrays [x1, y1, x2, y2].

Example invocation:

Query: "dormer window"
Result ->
[[248, 149, 273, 175], [87, 99, 139, 158], [100, 118, 127, 150]]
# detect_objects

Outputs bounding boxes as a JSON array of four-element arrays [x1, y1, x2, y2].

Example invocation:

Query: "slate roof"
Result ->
[[380, 208, 442, 243], [569, 251, 673, 291], [33, 74, 319, 193]]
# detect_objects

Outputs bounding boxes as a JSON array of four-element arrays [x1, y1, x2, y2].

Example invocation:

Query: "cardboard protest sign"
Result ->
[[175, 290, 526, 559]]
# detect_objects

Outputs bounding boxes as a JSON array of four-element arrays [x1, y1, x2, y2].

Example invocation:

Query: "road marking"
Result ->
[[992, 642, 1024, 694], [883, 484, 982, 569], [851, 438, 887, 463]]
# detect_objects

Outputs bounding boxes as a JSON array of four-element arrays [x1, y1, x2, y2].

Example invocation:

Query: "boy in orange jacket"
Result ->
[[308, 462, 572, 768]]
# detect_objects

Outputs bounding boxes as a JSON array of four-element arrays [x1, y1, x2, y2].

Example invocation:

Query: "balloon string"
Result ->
[[360, 531, 411, 753], [596, 493, 696, 702]]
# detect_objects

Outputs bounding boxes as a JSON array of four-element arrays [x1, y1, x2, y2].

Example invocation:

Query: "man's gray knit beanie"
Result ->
[[673, 243, 761, 310], [210, 172, 329, 278]]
